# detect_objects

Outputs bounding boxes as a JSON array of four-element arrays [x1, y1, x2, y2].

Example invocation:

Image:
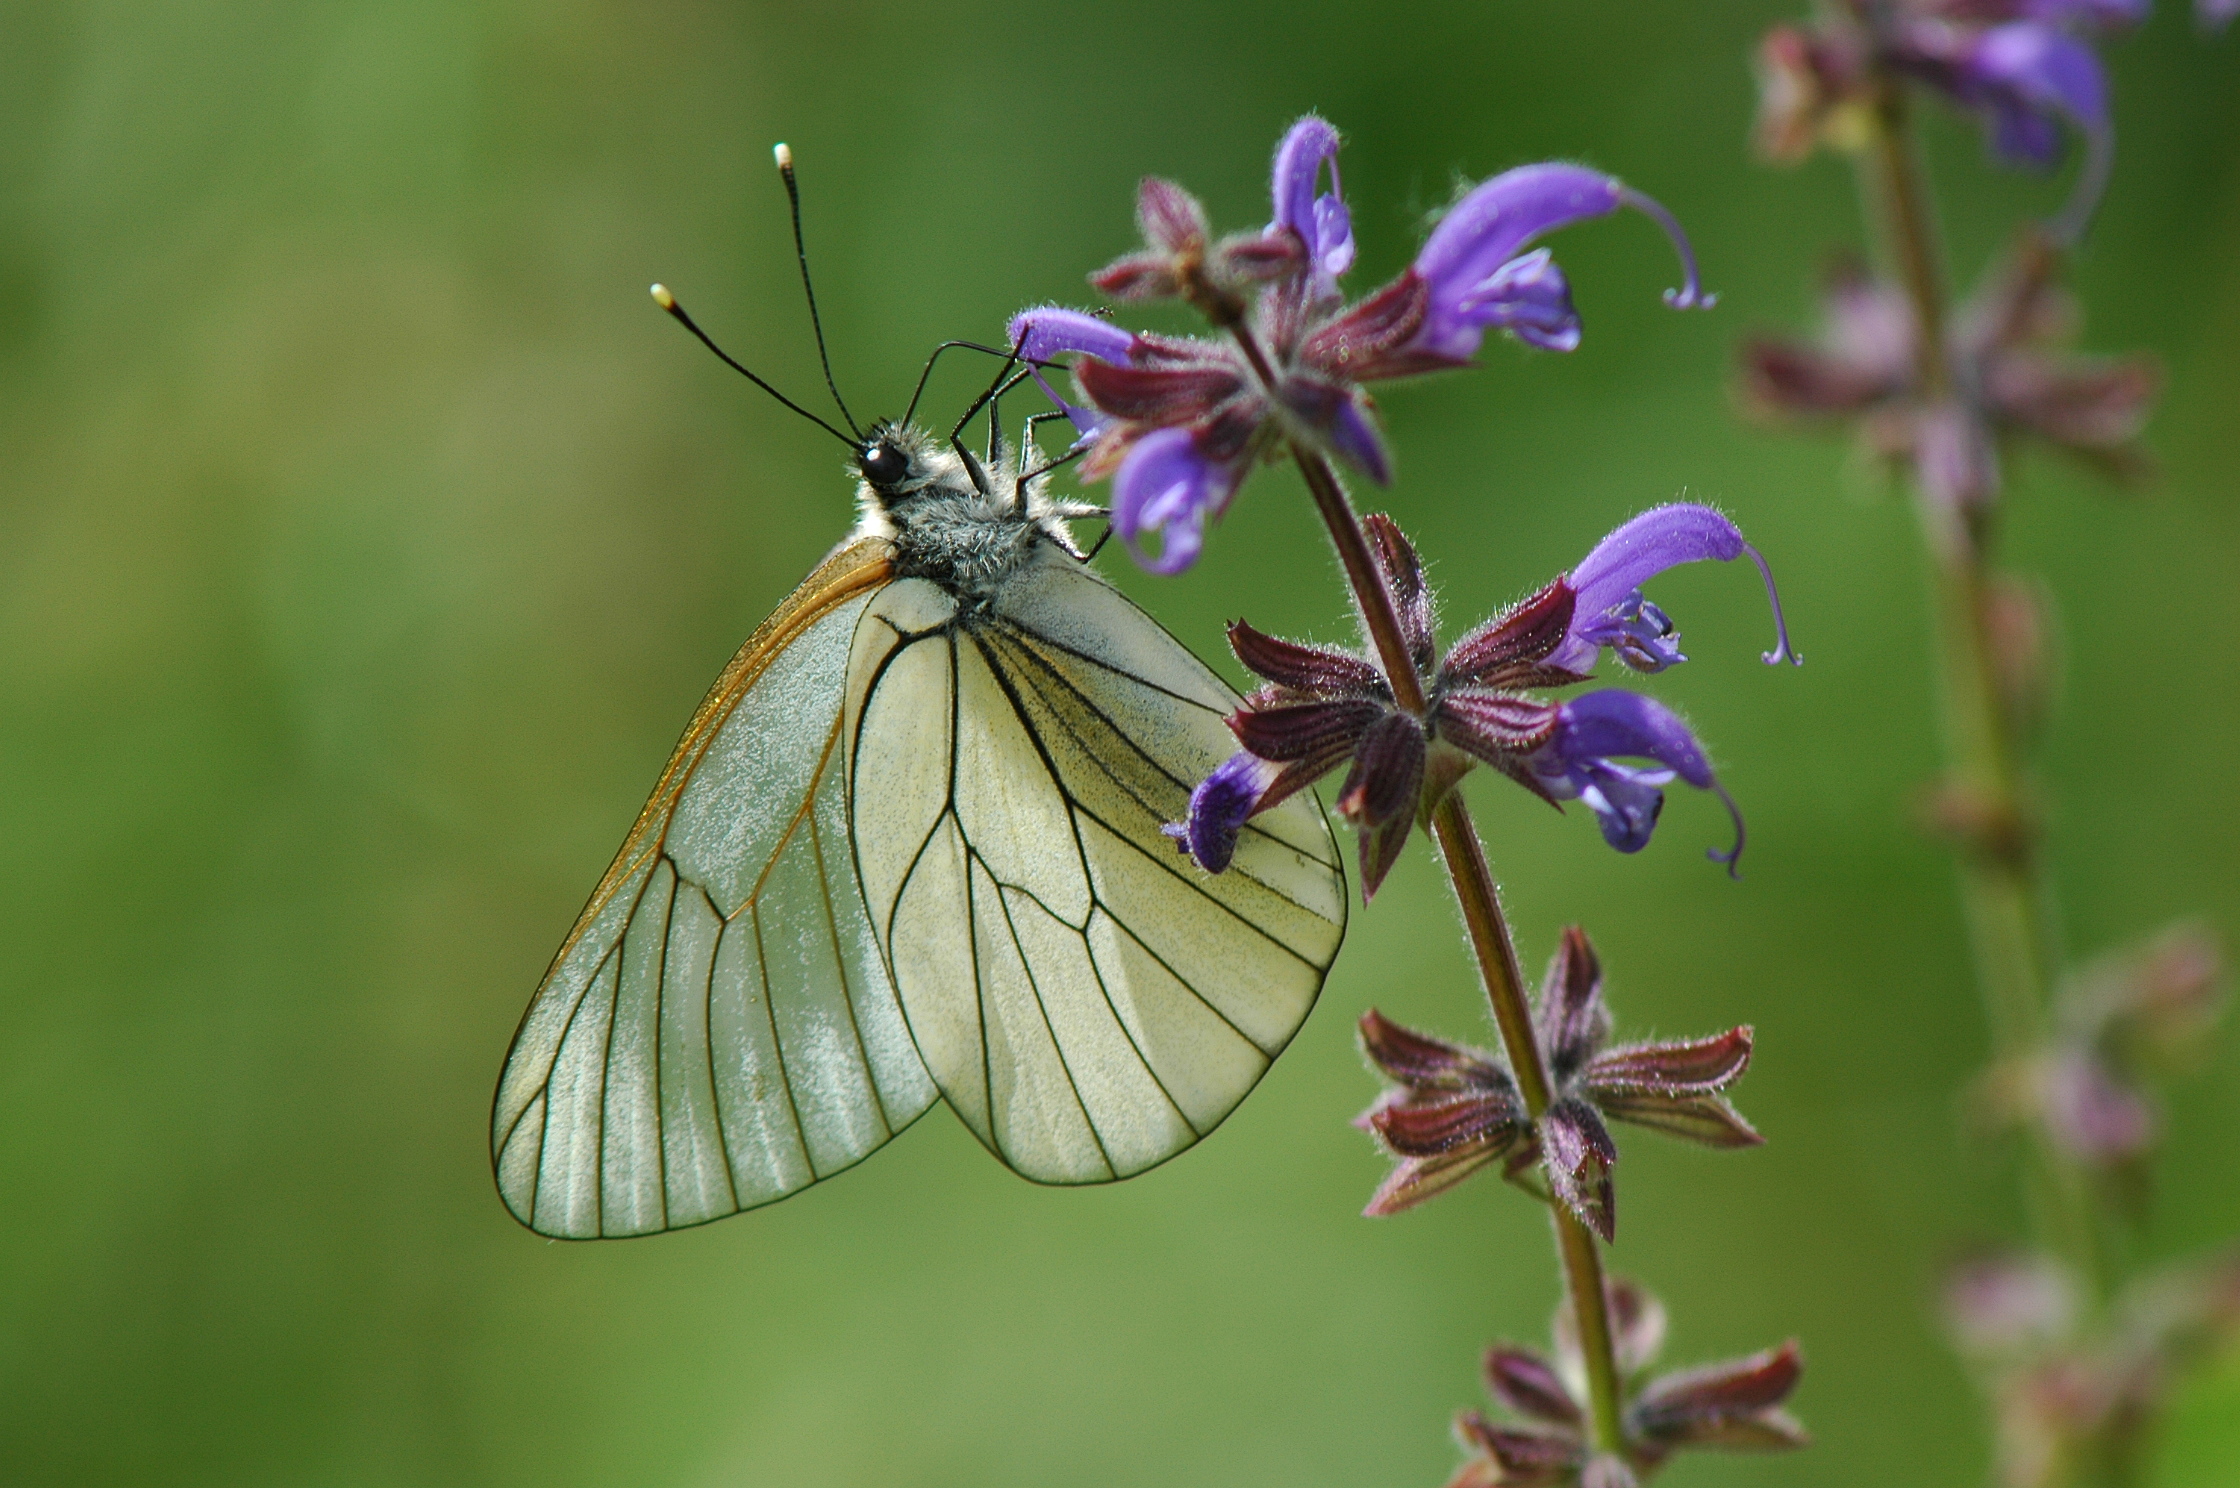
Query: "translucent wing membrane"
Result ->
[[492, 540, 938, 1238], [846, 563, 1348, 1185]]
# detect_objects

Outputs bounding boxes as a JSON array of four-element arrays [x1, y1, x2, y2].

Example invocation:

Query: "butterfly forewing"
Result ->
[[493, 539, 938, 1238], [845, 563, 1347, 1186]]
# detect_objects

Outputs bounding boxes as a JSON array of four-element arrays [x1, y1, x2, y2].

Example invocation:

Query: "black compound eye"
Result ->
[[859, 441, 909, 487]]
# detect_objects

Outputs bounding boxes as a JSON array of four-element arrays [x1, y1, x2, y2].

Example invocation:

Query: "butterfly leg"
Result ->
[[949, 365, 1035, 498]]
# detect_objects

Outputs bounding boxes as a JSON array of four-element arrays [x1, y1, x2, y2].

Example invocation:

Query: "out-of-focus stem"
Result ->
[[1860, 85, 2103, 1293], [1226, 312, 1630, 1456]]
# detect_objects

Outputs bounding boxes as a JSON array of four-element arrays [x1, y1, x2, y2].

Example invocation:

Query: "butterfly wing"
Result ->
[[845, 561, 1348, 1184], [492, 537, 939, 1238]]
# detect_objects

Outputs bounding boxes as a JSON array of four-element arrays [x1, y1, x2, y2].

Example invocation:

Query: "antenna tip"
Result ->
[[650, 283, 677, 311], [772, 142, 793, 175]]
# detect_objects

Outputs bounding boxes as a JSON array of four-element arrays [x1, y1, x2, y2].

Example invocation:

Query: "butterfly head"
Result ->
[[856, 428, 913, 492]]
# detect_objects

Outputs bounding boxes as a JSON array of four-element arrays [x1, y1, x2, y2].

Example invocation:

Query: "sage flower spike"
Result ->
[[1007, 117, 1710, 571], [1168, 511, 1778, 891]]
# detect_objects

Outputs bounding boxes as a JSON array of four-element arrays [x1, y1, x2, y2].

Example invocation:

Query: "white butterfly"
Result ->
[[491, 403, 1348, 1238]]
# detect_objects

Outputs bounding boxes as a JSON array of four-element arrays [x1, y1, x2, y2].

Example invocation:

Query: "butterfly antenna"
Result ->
[[651, 284, 857, 449], [773, 143, 861, 441]]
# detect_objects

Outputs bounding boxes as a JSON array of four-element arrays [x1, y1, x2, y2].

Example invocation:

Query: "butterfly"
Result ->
[[489, 165, 1347, 1238]]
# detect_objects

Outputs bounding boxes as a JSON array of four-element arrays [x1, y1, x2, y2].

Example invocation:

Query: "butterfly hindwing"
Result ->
[[845, 562, 1348, 1185], [492, 539, 938, 1238]]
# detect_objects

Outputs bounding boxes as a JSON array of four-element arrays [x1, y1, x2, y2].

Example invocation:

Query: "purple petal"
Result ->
[[1531, 690, 1747, 874], [1546, 690, 1716, 789], [1164, 751, 1276, 873], [1416, 165, 1622, 303], [1467, 249, 1582, 353], [1328, 393, 1391, 484], [1965, 23, 2114, 239], [1553, 504, 1800, 673], [2203, 0, 2240, 30], [1007, 305, 1134, 439], [1111, 425, 1241, 574], [1278, 375, 1392, 483], [1411, 165, 1711, 362], [1268, 116, 1355, 292]]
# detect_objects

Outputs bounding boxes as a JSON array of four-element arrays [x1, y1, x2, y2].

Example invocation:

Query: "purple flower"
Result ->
[[2205, 0, 2240, 29], [1411, 164, 1715, 362], [1981, 923, 2229, 1172], [1550, 502, 1802, 674], [1527, 691, 1748, 876], [1007, 118, 1711, 572], [1447, 1276, 1806, 1487], [1897, 20, 2114, 239], [1741, 235, 2159, 513], [1753, 5, 2131, 240], [1358, 927, 1761, 1233], [1269, 115, 1355, 300], [1167, 512, 1769, 894]]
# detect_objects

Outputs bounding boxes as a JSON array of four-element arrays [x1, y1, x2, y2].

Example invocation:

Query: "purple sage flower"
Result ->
[[1007, 117, 1712, 572], [1753, 2, 2135, 240], [1358, 927, 1761, 1236], [1741, 235, 2159, 512], [1448, 1275, 1807, 1487], [1167, 510, 1778, 893], [1549, 502, 1802, 674], [1986, 923, 2228, 1172]]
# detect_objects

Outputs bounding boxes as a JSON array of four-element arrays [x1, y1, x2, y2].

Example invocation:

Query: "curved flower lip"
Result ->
[[1110, 425, 1242, 575], [1555, 503, 1802, 673], [1970, 22, 2114, 242], [1006, 306, 1134, 440], [1269, 116, 1355, 293], [1536, 689, 1748, 876], [1897, 20, 2113, 242], [1411, 164, 1715, 362]]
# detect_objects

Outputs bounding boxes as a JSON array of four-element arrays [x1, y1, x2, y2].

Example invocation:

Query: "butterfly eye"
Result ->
[[859, 442, 910, 488]]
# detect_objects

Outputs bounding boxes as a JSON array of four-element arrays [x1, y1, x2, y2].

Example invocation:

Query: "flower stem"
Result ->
[[1251, 355, 1630, 1452], [1860, 83, 2104, 1293], [1428, 788, 1628, 1459]]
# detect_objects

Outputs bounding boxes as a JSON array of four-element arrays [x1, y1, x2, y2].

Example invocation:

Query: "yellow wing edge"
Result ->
[[523, 536, 895, 1009]]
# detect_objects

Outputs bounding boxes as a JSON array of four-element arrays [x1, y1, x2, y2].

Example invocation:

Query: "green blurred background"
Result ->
[[2, 1, 2235, 1483]]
